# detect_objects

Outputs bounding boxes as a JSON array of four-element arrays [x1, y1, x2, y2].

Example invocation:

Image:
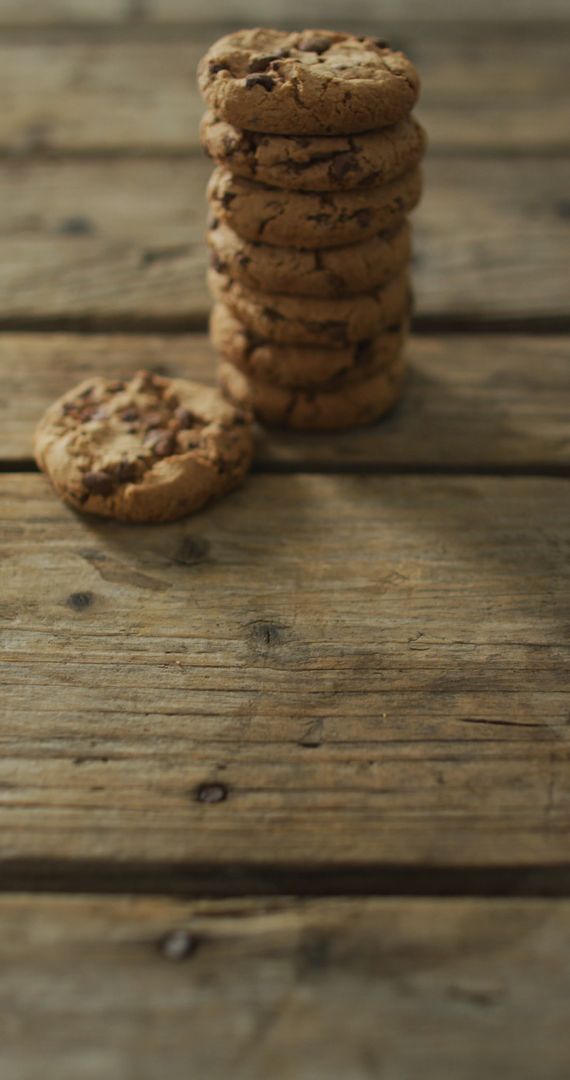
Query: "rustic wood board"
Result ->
[[2, 156, 569, 327], [1, 473, 568, 885], [1, 895, 570, 1080], [3, 27, 568, 153], [2, 0, 568, 25], [1, 332, 569, 471]]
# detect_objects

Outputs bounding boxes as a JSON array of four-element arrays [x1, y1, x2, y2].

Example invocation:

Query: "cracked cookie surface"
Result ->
[[207, 164, 422, 248], [209, 266, 410, 346], [198, 29, 420, 135], [201, 112, 426, 192], [211, 303, 407, 388], [208, 219, 411, 298], [34, 371, 254, 522], [220, 354, 406, 430]]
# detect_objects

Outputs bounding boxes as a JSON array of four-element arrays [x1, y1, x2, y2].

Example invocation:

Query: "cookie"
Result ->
[[208, 219, 411, 298], [201, 111, 426, 192], [211, 302, 407, 388], [207, 165, 422, 248], [198, 29, 420, 135], [34, 371, 254, 523], [209, 265, 410, 346], [219, 354, 406, 430]]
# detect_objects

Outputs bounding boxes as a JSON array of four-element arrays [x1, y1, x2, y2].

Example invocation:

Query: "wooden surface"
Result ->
[[1, 1, 569, 25], [1, 471, 569, 884], [0, 333, 568, 471], [2, 0, 570, 1073], [2, 155, 569, 327], [1, 895, 570, 1080], [2, 27, 568, 153]]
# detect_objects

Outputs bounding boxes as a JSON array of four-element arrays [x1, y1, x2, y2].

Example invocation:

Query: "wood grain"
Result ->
[[1, 156, 569, 327], [1, 473, 568, 883], [1, 0, 568, 25], [1, 895, 570, 1080], [1, 332, 569, 471], [2, 27, 568, 153]]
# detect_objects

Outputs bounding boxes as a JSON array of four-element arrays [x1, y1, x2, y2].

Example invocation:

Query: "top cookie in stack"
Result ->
[[198, 29, 425, 430]]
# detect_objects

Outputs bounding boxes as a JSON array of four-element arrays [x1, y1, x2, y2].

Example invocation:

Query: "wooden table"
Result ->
[[1, 3, 569, 1077]]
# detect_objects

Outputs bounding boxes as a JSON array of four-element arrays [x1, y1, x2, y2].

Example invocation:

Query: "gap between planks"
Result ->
[[0, 332, 568, 473], [2, 462, 570, 479], [2, 317, 570, 335], [2, 860, 570, 899]]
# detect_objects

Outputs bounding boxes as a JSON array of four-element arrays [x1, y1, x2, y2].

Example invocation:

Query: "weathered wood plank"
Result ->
[[1, 895, 570, 1080], [1, 0, 568, 25], [1, 333, 568, 471], [2, 156, 569, 326], [2, 28, 568, 153], [0, 473, 568, 881]]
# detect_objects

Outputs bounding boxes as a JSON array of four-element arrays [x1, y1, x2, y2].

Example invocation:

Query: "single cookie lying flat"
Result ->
[[208, 219, 411, 298], [34, 371, 254, 523], [220, 355, 406, 430], [208, 165, 422, 248], [201, 111, 426, 192], [209, 266, 410, 346], [211, 303, 407, 388], [198, 29, 419, 135]]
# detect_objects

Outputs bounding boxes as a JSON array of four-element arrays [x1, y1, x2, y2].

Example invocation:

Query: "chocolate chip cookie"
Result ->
[[219, 354, 406, 429], [208, 219, 411, 298], [208, 165, 422, 248], [198, 29, 420, 135], [201, 112, 426, 192], [34, 371, 254, 523], [209, 265, 410, 346], [211, 302, 406, 388]]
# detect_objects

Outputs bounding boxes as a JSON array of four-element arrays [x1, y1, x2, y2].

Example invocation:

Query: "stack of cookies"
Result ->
[[198, 28, 425, 430]]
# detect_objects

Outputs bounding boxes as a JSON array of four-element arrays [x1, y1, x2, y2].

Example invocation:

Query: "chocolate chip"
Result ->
[[208, 61, 228, 75], [79, 408, 96, 422], [120, 407, 139, 422], [247, 52, 284, 73], [83, 470, 115, 496], [355, 208, 372, 227], [329, 154, 358, 181], [298, 37, 331, 55], [174, 407, 195, 430], [221, 191, 236, 209], [115, 460, 138, 483], [244, 73, 275, 92], [310, 320, 347, 345], [209, 250, 227, 273], [373, 38, 390, 49], [150, 431, 176, 457], [354, 340, 373, 363]]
